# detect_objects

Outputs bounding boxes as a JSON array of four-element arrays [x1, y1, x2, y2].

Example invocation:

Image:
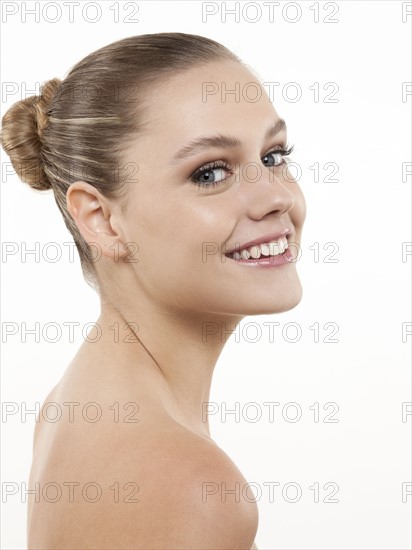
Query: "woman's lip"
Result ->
[[225, 247, 293, 267], [224, 228, 291, 256]]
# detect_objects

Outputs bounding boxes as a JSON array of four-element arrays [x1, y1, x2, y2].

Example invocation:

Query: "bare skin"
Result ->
[[28, 59, 306, 548]]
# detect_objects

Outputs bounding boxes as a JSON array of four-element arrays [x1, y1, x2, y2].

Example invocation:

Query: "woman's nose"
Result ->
[[240, 163, 296, 219]]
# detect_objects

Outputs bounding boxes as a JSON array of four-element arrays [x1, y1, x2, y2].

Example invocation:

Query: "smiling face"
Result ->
[[118, 59, 306, 316]]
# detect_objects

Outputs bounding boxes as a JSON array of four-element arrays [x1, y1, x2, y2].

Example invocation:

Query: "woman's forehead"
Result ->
[[140, 61, 277, 139]]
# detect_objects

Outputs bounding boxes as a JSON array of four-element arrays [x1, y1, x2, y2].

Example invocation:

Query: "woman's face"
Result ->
[[119, 59, 306, 316]]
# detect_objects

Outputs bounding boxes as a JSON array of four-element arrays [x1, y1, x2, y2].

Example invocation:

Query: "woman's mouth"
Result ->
[[224, 236, 293, 267]]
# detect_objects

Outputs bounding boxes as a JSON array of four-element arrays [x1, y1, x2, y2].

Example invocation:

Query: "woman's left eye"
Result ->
[[262, 146, 294, 167], [190, 144, 294, 189]]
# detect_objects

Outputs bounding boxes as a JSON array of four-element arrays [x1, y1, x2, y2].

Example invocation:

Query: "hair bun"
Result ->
[[1, 77, 61, 191]]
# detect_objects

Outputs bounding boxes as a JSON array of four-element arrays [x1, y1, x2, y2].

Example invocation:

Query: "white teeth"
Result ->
[[229, 236, 288, 260], [260, 244, 271, 256], [269, 242, 282, 255], [249, 245, 261, 259]]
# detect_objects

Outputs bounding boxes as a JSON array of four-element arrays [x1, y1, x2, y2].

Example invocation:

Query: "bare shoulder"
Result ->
[[29, 396, 258, 549], [121, 429, 259, 548]]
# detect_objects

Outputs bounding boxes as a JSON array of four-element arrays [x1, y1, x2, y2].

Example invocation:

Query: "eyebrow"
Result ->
[[170, 118, 287, 164]]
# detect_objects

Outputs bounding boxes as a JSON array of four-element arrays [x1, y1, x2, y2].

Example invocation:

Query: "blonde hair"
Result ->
[[1, 33, 241, 289]]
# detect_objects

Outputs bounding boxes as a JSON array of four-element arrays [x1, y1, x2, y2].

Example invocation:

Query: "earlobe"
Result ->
[[66, 181, 127, 260]]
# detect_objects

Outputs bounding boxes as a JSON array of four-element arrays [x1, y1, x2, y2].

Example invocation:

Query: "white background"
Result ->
[[1, 1, 411, 549]]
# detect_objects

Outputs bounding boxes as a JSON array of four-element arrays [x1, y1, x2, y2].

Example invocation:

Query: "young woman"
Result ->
[[2, 32, 306, 549]]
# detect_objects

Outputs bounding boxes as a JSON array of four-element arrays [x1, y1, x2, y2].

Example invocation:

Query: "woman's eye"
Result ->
[[262, 151, 284, 167], [195, 166, 227, 186], [262, 145, 294, 168], [191, 162, 231, 188], [190, 144, 294, 189]]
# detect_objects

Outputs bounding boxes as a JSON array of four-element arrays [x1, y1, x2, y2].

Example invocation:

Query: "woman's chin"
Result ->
[[241, 280, 303, 315]]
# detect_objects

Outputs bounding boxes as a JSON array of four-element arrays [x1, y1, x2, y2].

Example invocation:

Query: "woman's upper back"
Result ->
[[28, 356, 259, 549]]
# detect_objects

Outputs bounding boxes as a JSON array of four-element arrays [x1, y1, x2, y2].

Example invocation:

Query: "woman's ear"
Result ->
[[66, 181, 128, 261]]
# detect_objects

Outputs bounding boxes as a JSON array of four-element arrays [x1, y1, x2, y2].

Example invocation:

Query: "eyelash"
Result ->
[[190, 144, 295, 189]]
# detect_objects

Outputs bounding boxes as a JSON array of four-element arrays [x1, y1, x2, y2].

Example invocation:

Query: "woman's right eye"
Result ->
[[190, 161, 231, 188]]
